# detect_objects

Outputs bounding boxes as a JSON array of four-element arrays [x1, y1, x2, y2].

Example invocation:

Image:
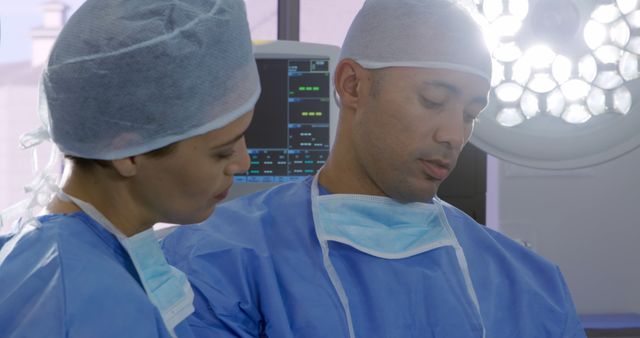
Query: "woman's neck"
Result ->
[[48, 163, 154, 237]]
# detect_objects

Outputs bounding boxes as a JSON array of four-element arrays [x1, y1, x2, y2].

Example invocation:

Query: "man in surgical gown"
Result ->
[[162, 0, 587, 337]]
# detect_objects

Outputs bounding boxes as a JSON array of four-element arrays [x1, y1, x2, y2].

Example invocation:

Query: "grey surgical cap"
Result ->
[[42, 0, 261, 160], [340, 0, 492, 81]]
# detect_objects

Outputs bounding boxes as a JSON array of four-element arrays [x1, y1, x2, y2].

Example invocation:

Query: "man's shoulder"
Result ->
[[440, 202, 580, 320], [210, 179, 313, 234], [220, 178, 312, 214], [440, 201, 559, 273], [164, 179, 314, 257]]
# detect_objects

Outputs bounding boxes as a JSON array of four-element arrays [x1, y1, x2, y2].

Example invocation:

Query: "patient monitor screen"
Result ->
[[235, 58, 332, 183]]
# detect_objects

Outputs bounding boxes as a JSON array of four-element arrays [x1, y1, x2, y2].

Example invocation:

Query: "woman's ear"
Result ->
[[111, 157, 138, 178]]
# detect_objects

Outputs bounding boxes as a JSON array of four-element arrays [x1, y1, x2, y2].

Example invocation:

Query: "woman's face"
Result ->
[[130, 111, 253, 225]]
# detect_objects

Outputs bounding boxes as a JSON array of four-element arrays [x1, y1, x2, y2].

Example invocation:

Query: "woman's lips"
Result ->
[[214, 187, 231, 201]]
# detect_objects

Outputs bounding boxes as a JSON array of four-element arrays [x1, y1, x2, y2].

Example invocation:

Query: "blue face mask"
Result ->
[[61, 193, 194, 338], [315, 192, 453, 259], [120, 229, 195, 334], [310, 173, 485, 338]]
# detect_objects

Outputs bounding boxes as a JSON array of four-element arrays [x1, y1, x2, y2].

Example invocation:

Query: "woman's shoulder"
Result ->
[[0, 213, 133, 292], [0, 213, 173, 338], [4, 213, 118, 263]]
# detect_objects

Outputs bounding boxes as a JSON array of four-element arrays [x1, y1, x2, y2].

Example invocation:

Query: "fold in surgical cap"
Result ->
[[340, 0, 492, 81], [42, 0, 260, 160]]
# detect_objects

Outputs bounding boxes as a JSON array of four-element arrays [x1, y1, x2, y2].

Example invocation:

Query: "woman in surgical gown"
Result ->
[[0, 0, 260, 337]]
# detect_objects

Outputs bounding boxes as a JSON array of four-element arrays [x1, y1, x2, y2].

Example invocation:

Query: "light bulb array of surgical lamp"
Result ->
[[473, 0, 640, 127]]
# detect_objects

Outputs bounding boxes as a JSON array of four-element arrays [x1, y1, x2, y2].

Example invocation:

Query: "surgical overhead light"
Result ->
[[470, 0, 640, 169]]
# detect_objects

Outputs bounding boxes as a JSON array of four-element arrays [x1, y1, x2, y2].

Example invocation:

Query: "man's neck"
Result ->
[[319, 144, 385, 197]]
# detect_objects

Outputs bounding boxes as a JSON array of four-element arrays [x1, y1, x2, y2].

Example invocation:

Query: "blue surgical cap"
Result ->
[[340, 0, 492, 81], [42, 0, 261, 160]]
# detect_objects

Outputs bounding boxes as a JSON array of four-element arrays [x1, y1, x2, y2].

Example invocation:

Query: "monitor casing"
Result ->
[[226, 40, 341, 201]]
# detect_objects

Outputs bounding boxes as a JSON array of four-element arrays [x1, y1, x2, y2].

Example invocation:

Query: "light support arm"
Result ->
[[278, 0, 300, 41]]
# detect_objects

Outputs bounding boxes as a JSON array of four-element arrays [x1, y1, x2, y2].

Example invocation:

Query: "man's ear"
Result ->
[[111, 157, 138, 178], [334, 59, 370, 111]]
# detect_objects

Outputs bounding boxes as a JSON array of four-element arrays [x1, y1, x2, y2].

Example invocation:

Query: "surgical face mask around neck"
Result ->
[[59, 193, 194, 338], [309, 173, 485, 338], [121, 229, 195, 334], [315, 192, 453, 259]]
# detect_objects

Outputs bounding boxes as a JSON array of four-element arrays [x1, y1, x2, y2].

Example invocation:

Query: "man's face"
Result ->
[[350, 67, 490, 203]]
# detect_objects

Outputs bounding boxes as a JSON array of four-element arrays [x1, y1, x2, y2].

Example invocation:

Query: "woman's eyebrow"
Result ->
[[211, 131, 245, 149]]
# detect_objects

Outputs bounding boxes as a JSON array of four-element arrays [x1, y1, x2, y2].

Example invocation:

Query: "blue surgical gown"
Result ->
[[0, 212, 194, 338], [162, 177, 586, 338]]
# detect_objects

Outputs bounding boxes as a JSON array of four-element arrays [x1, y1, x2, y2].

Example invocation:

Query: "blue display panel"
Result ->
[[235, 58, 332, 183]]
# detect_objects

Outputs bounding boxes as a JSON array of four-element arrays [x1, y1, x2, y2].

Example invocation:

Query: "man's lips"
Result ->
[[420, 159, 452, 180]]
